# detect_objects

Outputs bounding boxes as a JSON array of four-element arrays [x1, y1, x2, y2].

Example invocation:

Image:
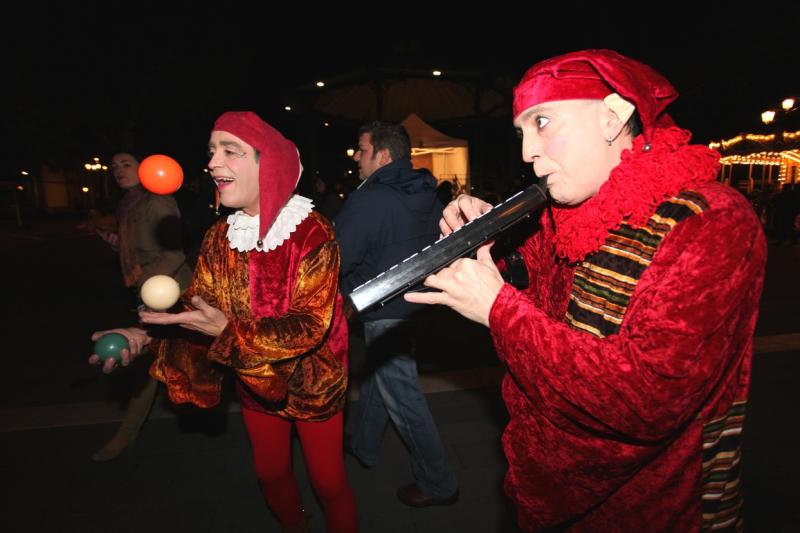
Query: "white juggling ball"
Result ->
[[140, 275, 181, 311]]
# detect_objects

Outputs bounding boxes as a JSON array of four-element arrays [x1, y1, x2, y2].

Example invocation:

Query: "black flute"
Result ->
[[346, 180, 548, 315]]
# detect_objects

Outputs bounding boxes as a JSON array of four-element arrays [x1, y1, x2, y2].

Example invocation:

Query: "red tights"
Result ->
[[241, 407, 357, 532]]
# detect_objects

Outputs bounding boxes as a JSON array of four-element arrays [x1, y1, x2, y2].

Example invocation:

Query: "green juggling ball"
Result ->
[[94, 333, 129, 362]]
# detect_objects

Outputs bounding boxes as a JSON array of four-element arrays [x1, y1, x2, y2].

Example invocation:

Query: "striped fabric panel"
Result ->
[[566, 191, 709, 338], [701, 401, 746, 532]]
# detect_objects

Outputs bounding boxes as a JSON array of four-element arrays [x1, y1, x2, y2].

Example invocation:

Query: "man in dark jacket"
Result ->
[[335, 122, 459, 507]]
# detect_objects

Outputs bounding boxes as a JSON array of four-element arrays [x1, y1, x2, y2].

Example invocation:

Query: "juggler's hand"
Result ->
[[88, 327, 152, 374], [139, 295, 228, 337]]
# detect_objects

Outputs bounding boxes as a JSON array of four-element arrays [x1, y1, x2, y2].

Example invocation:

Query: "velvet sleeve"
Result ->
[[489, 205, 765, 442], [207, 239, 339, 368], [148, 227, 223, 407], [182, 226, 217, 305]]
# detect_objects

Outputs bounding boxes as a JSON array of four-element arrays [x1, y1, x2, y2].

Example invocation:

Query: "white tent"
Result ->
[[401, 113, 469, 193]]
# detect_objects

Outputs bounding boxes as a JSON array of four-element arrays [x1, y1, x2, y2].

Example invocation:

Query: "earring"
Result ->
[[605, 137, 613, 146]]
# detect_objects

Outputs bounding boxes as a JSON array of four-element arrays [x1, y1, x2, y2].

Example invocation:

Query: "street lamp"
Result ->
[[85, 156, 104, 172], [757, 96, 800, 189], [761, 96, 797, 125], [85, 156, 109, 203]]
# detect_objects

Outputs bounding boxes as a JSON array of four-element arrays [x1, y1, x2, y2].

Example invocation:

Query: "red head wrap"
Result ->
[[513, 49, 678, 142]]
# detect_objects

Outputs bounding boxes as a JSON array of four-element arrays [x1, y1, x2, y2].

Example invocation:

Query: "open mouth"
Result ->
[[214, 177, 234, 188]]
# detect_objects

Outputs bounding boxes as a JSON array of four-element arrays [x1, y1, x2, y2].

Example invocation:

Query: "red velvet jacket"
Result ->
[[151, 211, 348, 422], [490, 181, 765, 531]]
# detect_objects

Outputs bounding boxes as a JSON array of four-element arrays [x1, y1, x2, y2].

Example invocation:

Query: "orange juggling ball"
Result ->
[[138, 154, 184, 195]]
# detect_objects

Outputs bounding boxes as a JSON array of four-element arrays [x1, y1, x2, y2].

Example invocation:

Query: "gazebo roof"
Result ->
[[284, 67, 514, 124]]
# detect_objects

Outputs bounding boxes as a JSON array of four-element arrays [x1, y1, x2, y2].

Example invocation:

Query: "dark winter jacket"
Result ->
[[334, 157, 443, 321]]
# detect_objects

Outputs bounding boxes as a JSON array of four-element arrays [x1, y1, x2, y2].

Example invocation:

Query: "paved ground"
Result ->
[[1, 215, 798, 532]]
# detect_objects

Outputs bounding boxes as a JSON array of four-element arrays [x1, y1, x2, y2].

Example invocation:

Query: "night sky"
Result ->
[[5, 5, 797, 180]]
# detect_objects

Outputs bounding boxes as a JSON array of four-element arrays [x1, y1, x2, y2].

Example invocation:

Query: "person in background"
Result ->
[[90, 151, 193, 462], [406, 49, 766, 531], [771, 183, 800, 246], [311, 175, 343, 222], [90, 112, 356, 533], [435, 180, 454, 206], [335, 121, 459, 508]]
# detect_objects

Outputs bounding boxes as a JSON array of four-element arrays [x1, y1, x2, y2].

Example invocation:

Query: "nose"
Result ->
[[208, 151, 224, 170], [521, 132, 540, 164]]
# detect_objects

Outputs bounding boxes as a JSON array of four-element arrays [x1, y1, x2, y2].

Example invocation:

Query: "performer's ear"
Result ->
[[602, 93, 635, 143]]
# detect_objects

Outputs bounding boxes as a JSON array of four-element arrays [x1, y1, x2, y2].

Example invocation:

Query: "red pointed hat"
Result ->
[[212, 111, 301, 242], [513, 49, 678, 142]]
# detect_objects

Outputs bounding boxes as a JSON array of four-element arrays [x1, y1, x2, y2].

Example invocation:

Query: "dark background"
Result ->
[[5, 3, 798, 184]]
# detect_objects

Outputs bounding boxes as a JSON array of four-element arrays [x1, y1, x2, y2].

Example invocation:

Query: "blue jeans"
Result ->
[[350, 318, 458, 498]]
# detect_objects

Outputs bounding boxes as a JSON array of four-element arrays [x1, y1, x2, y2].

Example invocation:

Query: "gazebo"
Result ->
[[710, 97, 799, 194], [712, 131, 800, 193]]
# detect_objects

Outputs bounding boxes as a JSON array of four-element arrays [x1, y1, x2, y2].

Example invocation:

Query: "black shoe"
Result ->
[[397, 483, 459, 507]]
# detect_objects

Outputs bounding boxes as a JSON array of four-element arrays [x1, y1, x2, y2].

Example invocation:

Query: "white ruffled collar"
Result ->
[[226, 195, 314, 253]]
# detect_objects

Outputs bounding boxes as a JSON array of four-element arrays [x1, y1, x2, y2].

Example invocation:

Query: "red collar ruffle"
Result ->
[[552, 127, 720, 263]]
